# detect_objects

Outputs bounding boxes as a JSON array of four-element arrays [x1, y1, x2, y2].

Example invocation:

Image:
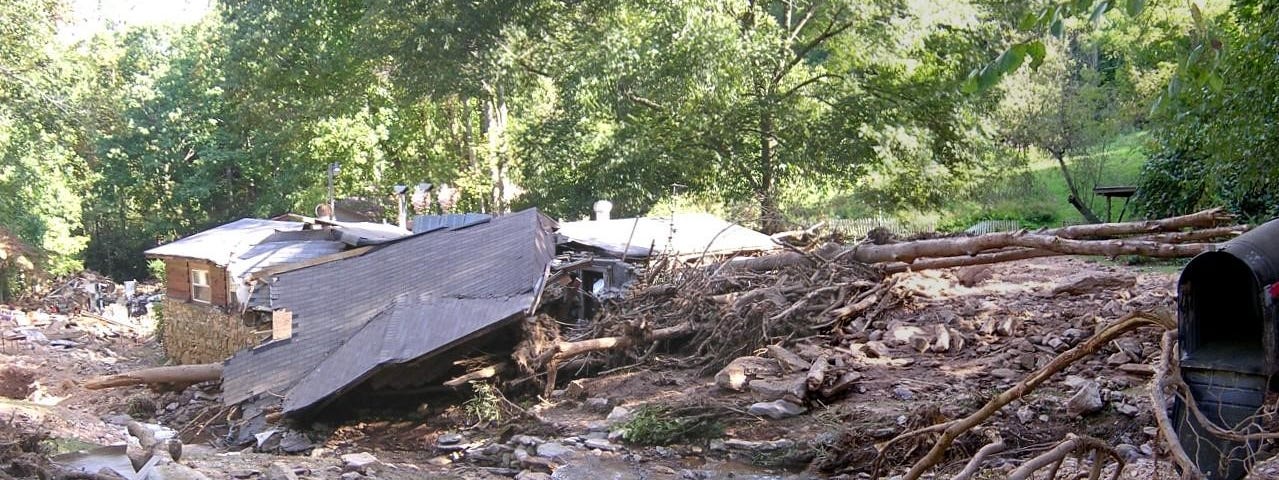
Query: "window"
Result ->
[[190, 269, 212, 303]]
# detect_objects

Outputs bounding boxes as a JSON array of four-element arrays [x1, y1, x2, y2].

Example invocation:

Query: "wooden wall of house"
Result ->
[[162, 258, 230, 308]]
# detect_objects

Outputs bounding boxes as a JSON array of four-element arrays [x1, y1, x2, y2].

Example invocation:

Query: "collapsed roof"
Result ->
[[557, 213, 778, 258], [220, 208, 556, 417]]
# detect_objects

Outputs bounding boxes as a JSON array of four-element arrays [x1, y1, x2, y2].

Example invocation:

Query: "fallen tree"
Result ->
[[84, 364, 222, 391], [725, 208, 1239, 274]]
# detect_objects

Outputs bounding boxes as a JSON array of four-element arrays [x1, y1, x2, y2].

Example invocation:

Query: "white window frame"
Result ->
[[190, 268, 212, 304]]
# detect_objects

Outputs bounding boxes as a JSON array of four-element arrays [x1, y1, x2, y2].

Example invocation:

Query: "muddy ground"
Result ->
[[3, 256, 1273, 479]]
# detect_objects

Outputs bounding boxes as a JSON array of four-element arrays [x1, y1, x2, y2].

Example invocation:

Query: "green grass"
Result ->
[[933, 131, 1152, 230], [1023, 132, 1148, 224]]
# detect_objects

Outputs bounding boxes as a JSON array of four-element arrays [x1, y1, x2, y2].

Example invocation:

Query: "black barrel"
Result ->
[[1175, 218, 1279, 479]]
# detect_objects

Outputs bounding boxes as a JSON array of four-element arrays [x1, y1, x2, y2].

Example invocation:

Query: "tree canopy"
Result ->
[[0, 0, 1265, 289]]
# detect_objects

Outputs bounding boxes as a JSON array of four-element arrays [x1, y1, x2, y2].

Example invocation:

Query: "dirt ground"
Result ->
[[3, 256, 1271, 479]]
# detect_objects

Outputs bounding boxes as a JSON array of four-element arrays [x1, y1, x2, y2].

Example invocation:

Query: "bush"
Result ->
[[618, 405, 724, 446], [147, 259, 166, 281]]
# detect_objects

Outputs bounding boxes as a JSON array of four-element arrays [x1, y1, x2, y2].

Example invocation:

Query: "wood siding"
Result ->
[[162, 258, 230, 308]]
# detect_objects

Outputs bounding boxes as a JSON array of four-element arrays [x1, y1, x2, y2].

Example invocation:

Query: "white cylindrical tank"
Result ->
[[593, 200, 613, 221]]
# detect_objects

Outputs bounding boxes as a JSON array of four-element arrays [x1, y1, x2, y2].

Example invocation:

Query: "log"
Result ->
[[551, 323, 694, 360], [1040, 208, 1232, 239], [85, 364, 222, 390], [849, 233, 1215, 264], [444, 362, 511, 387]]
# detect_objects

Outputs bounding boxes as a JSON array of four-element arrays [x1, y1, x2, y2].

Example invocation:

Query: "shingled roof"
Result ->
[[221, 208, 556, 416]]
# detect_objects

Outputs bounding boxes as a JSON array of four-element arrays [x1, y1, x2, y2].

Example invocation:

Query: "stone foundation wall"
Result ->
[[161, 299, 261, 364]]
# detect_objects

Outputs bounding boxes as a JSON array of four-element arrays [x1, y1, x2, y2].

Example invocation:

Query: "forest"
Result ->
[[1, 0, 1276, 290]]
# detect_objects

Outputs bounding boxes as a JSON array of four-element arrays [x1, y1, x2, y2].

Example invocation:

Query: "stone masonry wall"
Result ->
[[161, 299, 261, 364]]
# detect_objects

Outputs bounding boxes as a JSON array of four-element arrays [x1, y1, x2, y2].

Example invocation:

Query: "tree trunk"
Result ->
[[1054, 152, 1102, 223], [84, 364, 222, 390], [757, 105, 782, 233]]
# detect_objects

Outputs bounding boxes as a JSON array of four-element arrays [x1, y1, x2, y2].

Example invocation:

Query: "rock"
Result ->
[[886, 322, 928, 346], [1106, 351, 1131, 365], [892, 386, 914, 401], [990, 368, 1018, 380], [437, 433, 463, 446], [1051, 272, 1136, 296], [929, 324, 951, 353], [723, 438, 796, 451], [535, 442, 577, 461], [564, 380, 588, 399], [279, 431, 314, 453], [747, 374, 806, 401], [957, 265, 994, 287], [747, 399, 806, 419], [511, 435, 545, 447], [585, 397, 612, 412], [515, 471, 552, 480], [605, 406, 632, 424], [714, 356, 782, 391], [1062, 328, 1087, 345], [583, 438, 618, 451], [1115, 443, 1142, 462], [709, 439, 727, 451], [1016, 405, 1034, 424], [1066, 381, 1104, 417], [908, 336, 930, 353], [863, 341, 892, 358], [1115, 402, 1140, 416], [102, 414, 133, 426], [254, 429, 281, 452], [340, 452, 380, 473], [1115, 337, 1143, 360], [427, 455, 452, 466], [766, 345, 811, 372], [339, 472, 362, 480], [230, 470, 259, 479], [1063, 375, 1089, 389], [265, 462, 298, 480]]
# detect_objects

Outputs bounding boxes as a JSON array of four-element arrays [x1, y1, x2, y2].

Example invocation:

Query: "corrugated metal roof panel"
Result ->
[[411, 213, 492, 234], [221, 208, 556, 413], [144, 219, 304, 265]]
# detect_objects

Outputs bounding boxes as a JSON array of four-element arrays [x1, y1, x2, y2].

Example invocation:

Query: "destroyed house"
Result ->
[[220, 208, 556, 421], [144, 218, 409, 364]]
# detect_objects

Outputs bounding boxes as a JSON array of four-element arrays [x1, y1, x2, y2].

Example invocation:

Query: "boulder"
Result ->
[[534, 442, 577, 461], [1066, 381, 1104, 417], [264, 462, 298, 480], [747, 374, 806, 401], [1051, 272, 1137, 296], [747, 399, 806, 419], [340, 452, 380, 473]]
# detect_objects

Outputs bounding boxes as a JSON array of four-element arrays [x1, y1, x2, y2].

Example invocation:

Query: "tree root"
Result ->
[[952, 431, 1006, 480], [1007, 433, 1124, 480], [872, 310, 1175, 480]]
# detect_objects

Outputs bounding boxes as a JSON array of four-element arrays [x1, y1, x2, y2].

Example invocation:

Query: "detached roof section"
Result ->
[[412, 213, 492, 234], [144, 219, 305, 265], [221, 208, 556, 416], [557, 213, 778, 258]]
